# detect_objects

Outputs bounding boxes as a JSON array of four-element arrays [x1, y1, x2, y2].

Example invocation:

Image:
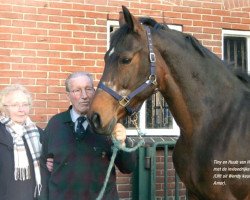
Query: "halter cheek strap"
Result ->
[[98, 25, 157, 116]]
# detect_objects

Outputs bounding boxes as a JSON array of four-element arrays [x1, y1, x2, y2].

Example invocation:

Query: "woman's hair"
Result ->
[[0, 84, 32, 112], [65, 72, 94, 92]]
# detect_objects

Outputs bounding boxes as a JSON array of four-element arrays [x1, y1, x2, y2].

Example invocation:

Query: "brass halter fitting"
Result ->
[[118, 96, 130, 107], [149, 74, 157, 86]]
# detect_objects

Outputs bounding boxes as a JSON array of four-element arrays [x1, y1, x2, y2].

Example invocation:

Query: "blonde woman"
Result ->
[[0, 84, 43, 200]]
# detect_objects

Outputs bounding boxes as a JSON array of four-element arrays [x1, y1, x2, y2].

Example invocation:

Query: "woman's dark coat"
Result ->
[[0, 123, 44, 200]]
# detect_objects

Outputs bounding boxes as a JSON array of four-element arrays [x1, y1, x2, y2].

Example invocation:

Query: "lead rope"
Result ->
[[96, 114, 145, 200]]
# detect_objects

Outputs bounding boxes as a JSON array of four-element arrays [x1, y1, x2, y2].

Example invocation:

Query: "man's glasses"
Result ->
[[70, 87, 94, 96]]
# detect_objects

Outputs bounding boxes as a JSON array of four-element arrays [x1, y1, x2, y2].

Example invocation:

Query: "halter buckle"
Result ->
[[149, 75, 157, 85], [119, 96, 130, 107]]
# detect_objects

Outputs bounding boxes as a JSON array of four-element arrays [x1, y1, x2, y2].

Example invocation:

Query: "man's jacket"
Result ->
[[40, 107, 136, 200]]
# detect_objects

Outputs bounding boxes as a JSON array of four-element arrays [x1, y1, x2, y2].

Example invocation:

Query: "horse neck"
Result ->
[[155, 36, 243, 138]]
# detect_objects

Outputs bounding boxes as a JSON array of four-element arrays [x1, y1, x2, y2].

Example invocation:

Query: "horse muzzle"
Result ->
[[88, 112, 117, 135]]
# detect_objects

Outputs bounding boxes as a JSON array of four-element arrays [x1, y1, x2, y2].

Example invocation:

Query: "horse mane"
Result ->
[[184, 34, 210, 57], [139, 17, 212, 58], [226, 62, 250, 87], [234, 69, 250, 87], [139, 17, 169, 31], [184, 36, 250, 87], [184, 34, 250, 87]]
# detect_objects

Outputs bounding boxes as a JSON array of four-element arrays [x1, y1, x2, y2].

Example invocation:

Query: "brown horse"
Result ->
[[88, 6, 250, 200]]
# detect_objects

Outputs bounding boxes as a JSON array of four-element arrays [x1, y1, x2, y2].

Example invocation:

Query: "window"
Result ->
[[222, 30, 250, 74], [107, 20, 182, 136]]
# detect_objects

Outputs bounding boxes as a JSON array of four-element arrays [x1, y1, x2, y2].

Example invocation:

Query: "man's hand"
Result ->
[[112, 123, 126, 147]]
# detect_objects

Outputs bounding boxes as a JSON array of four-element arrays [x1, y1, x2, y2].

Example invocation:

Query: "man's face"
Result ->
[[67, 76, 95, 115]]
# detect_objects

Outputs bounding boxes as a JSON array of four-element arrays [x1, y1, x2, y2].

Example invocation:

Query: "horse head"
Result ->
[[88, 6, 165, 134]]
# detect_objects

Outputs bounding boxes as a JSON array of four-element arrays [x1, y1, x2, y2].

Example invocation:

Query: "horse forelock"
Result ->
[[110, 24, 131, 47]]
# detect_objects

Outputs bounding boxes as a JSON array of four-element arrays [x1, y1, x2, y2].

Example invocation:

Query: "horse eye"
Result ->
[[120, 58, 131, 65]]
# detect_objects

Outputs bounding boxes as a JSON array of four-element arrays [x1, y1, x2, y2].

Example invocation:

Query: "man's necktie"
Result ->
[[75, 116, 86, 140]]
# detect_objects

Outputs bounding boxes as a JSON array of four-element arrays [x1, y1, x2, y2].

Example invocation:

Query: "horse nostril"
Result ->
[[91, 112, 102, 130]]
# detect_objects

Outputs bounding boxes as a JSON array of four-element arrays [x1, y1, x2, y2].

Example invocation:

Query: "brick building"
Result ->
[[0, 0, 249, 199]]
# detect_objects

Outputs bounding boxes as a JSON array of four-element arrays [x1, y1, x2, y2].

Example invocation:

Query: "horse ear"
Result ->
[[119, 11, 125, 27], [121, 5, 143, 33]]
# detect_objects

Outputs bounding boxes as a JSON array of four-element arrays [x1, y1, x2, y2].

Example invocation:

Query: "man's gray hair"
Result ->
[[65, 72, 94, 92]]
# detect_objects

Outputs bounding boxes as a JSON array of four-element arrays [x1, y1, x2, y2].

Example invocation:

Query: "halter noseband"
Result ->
[[98, 26, 157, 116]]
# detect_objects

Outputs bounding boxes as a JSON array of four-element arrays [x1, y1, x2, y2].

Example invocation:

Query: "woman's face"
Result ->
[[3, 90, 30, 124]]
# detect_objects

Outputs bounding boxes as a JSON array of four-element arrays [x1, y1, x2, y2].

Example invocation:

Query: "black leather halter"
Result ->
[[98, 26, 157, 116]]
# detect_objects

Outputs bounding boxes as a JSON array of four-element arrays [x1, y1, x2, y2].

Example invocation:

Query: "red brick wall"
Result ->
[[0, 0, 250, 199]]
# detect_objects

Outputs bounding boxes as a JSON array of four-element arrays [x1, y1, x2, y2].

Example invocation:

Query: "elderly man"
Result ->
[[41, 72, 136, 200]]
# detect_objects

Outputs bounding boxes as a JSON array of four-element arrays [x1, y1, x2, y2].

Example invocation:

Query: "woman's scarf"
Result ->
[[0, 115, 42, 197]]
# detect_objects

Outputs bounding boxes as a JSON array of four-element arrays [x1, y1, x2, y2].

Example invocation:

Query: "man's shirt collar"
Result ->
[[70, 107, 88, 130]]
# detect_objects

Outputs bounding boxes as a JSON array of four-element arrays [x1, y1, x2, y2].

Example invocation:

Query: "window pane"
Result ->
[[146, 92, 173, 129], [123, 92, 173, 129], [123, 115, 137, 129], [224, 36, 247, 71]]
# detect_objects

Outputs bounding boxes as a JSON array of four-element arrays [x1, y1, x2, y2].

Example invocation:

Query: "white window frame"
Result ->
[[107, 20, 182, 136], [222, 29, 250, 74]]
